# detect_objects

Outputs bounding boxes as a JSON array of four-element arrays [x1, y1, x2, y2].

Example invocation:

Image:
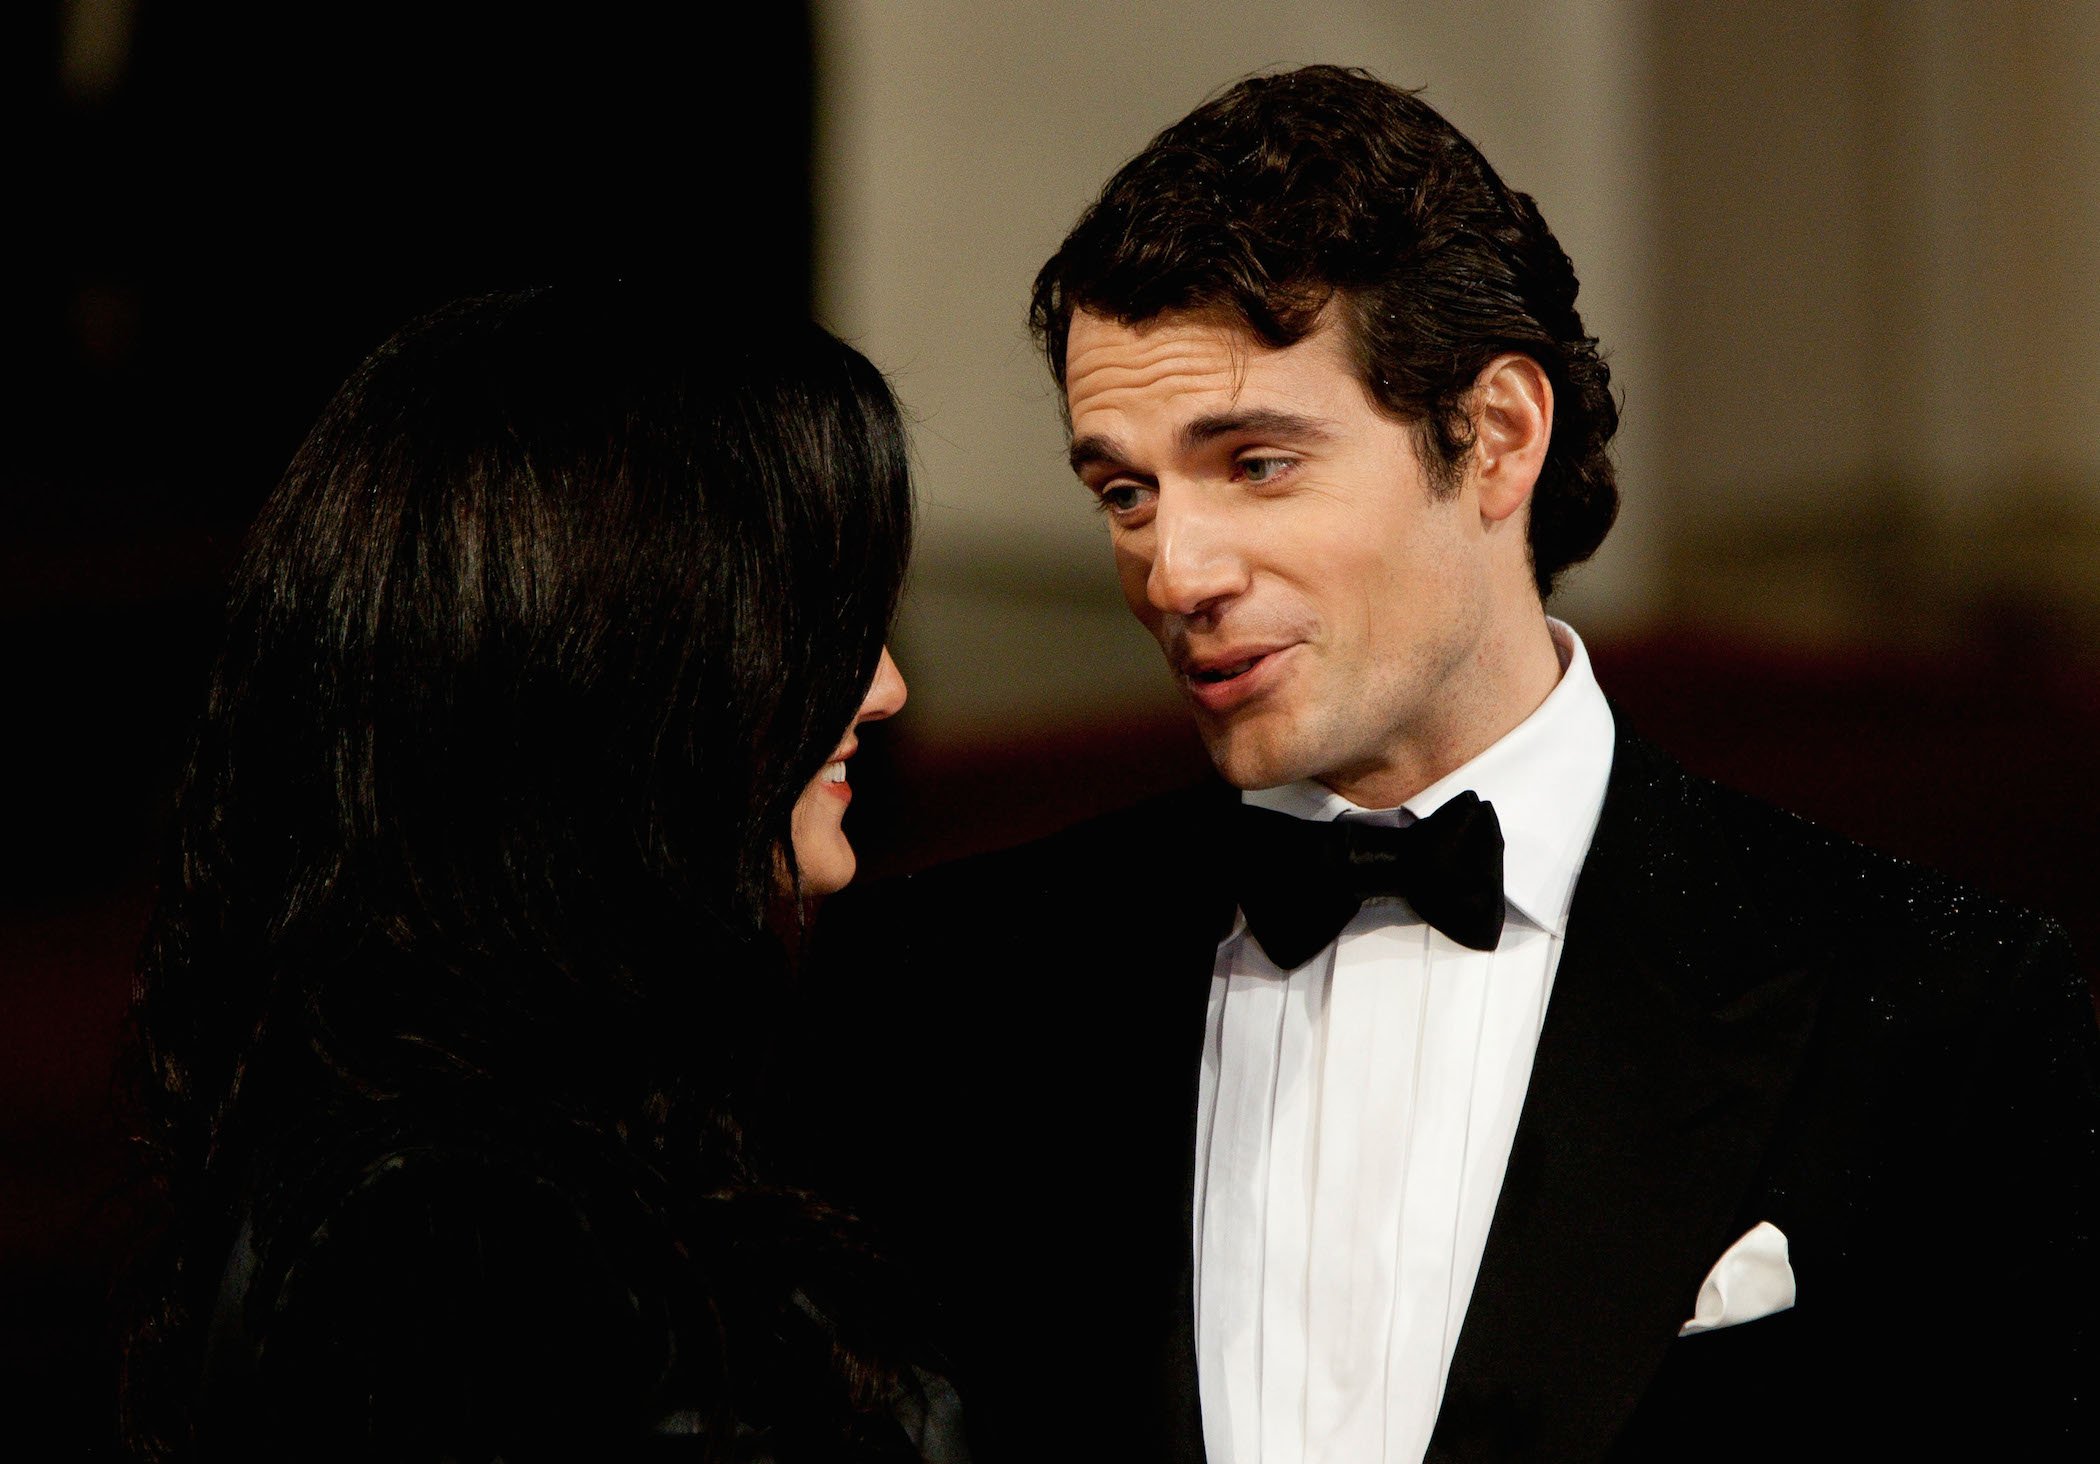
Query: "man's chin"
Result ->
[[1199, 726, 1315, 793]]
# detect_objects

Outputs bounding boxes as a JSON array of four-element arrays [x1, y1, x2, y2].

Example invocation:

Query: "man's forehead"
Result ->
[[1063, 305, 1356, 431], [1067, 310, 1244, 398]]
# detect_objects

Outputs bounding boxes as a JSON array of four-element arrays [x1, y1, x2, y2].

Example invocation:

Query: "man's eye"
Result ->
[[1239, 455, 1293, 485], [1097, 484, 1152, 515]]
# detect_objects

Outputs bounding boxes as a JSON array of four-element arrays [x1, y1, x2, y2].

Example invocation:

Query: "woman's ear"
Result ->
[[1471, 353, 1553, 524]]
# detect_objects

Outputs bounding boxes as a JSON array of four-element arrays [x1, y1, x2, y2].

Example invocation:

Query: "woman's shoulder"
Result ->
[[198, 1108, 967, 1461], [199, 1115, 687, 1455]]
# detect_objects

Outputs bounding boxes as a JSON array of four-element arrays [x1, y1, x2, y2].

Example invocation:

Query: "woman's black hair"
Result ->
[[119, 286, 914, 1453]]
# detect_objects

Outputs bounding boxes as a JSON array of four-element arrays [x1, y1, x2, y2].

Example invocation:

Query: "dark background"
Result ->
[[3, 4, 815, 1451], [5, 3, 2095, 1457]]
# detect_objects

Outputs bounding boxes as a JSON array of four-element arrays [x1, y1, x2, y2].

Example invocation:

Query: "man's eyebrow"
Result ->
[[1067, 410, 1338, 477], [1180, 408, 1339, 452], [1067, 434, 1131, 476]]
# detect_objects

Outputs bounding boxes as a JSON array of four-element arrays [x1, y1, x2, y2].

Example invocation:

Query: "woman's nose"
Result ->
[[857, 646, 908, 724]]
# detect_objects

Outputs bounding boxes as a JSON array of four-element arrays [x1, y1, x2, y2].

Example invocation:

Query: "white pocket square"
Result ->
[[1678, 1220, 1796, 1336]]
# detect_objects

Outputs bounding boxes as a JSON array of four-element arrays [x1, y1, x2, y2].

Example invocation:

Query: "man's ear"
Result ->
[[1472, 354, 1553, 524]]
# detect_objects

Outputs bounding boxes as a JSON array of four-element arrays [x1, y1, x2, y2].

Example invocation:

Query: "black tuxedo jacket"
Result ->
[[792, 729, 2100, 1461]]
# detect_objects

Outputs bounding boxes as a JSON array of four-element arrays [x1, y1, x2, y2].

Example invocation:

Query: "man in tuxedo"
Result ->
[[798, 66, 2100, 1461]]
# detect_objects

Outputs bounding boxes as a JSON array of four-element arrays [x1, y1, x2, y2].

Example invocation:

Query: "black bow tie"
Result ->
[[1229, 791, 1506, 968]]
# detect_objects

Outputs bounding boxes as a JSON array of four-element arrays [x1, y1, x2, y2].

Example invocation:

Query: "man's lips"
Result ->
[[1176, 644, 1298, 712]]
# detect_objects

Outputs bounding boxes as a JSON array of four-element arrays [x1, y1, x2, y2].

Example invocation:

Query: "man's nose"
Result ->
[[1145, 487, 1248, 620]]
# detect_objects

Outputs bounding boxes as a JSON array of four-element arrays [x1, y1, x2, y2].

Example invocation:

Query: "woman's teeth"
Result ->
[[821, 761, 847, 784]]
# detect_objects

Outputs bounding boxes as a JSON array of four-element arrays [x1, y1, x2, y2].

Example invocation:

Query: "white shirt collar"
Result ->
[[1240, 618, 1615, 938]]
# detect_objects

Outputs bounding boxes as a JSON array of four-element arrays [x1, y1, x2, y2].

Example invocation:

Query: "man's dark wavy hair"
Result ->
[[120, 287, 915, 1454], [1030, 65, 1619, 596]]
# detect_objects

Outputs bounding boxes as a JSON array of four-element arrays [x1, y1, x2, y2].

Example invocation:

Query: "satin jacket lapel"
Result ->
[[1428, 731, 1828, 1463]]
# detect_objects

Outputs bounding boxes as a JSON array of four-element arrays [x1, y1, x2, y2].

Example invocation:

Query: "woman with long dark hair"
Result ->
[[121, 287, 954, 1459]]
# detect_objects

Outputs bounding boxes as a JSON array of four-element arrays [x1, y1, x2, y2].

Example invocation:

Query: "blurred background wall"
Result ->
[[819, 0, 2100, 875], [6, 1, 2096, 1454]]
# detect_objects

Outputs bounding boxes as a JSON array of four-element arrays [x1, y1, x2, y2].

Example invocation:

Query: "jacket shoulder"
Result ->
[[1618, 729, 2072, 968]]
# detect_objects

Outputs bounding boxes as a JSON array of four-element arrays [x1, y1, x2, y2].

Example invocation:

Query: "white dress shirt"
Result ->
[[1192, 619, 1616, 1464]]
